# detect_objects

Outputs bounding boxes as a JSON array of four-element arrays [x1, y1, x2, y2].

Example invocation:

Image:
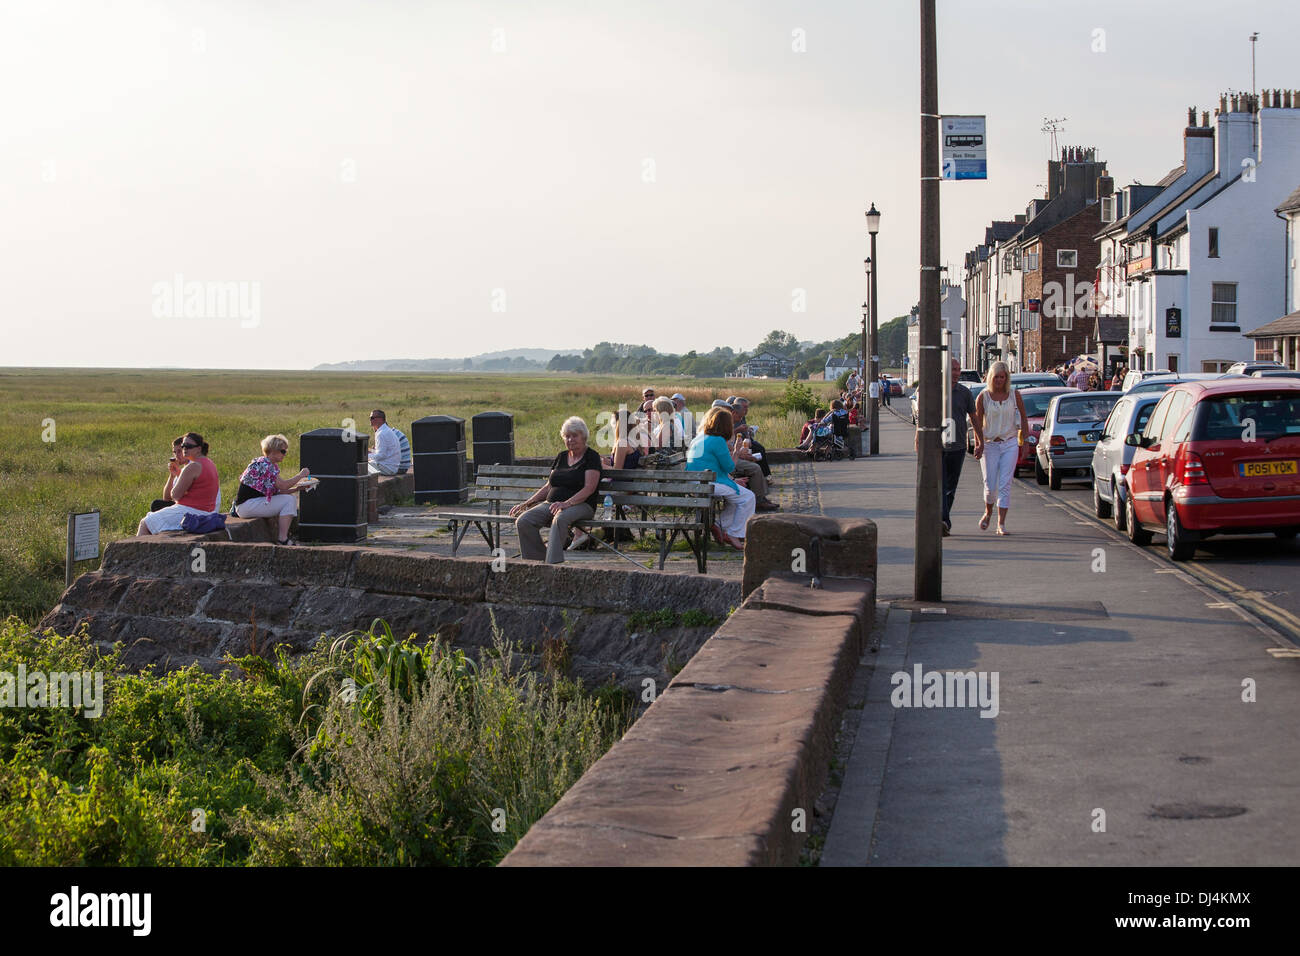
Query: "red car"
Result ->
[[1123, 380, 1300, 560], [1010, 387, 1077, 475]]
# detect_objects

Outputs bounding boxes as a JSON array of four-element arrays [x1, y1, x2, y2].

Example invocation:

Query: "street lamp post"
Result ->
[[860, 294, 869, 412], [866, 204, 882, 455]]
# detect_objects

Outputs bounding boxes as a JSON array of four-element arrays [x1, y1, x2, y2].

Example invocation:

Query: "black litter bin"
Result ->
[[412, 415, 467, 504], [298, 427, 368, 542], [472, 411, 515, 469]]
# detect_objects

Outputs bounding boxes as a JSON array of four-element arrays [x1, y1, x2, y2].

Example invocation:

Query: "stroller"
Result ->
[[809, 411, 856, 461]]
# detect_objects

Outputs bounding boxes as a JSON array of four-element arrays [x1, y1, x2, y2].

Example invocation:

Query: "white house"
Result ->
[[824, 354, 858, 381], [1246, 183, 1300, 367], [1120, 93, 1300, 373], [906, 283, 965, 384]]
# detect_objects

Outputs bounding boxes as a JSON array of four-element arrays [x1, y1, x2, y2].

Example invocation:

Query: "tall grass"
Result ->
[[0, 369, 838, 621], [0, 615, 631, 866]]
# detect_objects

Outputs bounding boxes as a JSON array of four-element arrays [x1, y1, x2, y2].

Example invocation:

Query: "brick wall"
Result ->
[[1023, 204, 1104, 370]]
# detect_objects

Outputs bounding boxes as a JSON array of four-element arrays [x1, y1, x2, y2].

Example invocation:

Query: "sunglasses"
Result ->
[[181, 443, 200, 449]]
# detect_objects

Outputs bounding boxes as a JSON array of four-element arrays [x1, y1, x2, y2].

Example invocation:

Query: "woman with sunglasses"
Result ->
[[136, 432, 221, 535], [234, 434, 312, 545]]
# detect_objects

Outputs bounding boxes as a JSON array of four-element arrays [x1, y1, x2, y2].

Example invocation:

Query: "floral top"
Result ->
[[238, 456, 280, 501]]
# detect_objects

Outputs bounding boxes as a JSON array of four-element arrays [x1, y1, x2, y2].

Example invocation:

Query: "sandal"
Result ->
[[996, 525, 1009, 536], [277, 537, 295, 546], [978, 513, 991, 531]]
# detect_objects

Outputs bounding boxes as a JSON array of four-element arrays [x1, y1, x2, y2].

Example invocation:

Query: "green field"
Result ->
[[0, 368, 829, 621]]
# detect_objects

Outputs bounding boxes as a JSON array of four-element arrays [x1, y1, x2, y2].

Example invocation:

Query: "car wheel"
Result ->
[[1048, 462, 1062, 490], [1126, 491, 1152, 545], [1035, 457, 1048, 485], [1093, 478, 1112, 518], [1112, 480, 1126, 532], [1165, 499, 1195, 561]]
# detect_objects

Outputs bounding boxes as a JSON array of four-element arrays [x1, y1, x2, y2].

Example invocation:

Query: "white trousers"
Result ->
[[235, 493, 298, 519], [713, 482, 756, 539], [979, 439, 1018, 509]]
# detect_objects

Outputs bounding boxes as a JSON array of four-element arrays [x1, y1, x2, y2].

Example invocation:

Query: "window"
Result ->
[[1021, 308, 1038, 331], [1055, 303, 1073, 331], [997, 305, 1013, 333], [1101, 196, 1116, 223], [1168, 354, 1179, 373], [1014, 250, 1022, 269], [1255, 338, 1277, 361], [1024, 252, 1039, 272], [1201, 359, 1233, 373], [1144, 392, 1175, 440], [1002, 255, 1013, 274], [1208, 227, 1219, 258], [1210, 283, 1237, 327], [1057, 250, 1078, 268]]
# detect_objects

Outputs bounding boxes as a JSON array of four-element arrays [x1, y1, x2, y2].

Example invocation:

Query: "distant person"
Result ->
[[137, 432, 219, 535], [233, 434, 313, 546], [972, 361, 1028, 536], [603, 406, 647, 469], [651, 396, 685, 449], [687, 406, 754, 550], [799, 408, 828, 447], [671, 393, 693, 445], [730, 396, 770, 478], [937, 359, 983, 536], [846, 369, 861, 396], [510, 417, 602, 564], [639, 386, 657, 414], [847, 399, 860, 426], [879, 374, 891, 407], [150, 435, 187, 512], [368, 409, 400, 475]]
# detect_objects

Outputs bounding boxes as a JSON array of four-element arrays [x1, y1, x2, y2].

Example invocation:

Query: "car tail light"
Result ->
[[1050, 434, 1066, 455], [1119, 463, 1130, 476], [1176, 452, 1209, 486]]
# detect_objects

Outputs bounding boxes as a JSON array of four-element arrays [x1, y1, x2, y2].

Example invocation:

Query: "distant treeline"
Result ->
[[548, 320, 909, 379]]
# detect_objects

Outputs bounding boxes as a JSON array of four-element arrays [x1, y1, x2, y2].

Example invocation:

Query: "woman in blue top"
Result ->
[[686, 406, 755, 550]]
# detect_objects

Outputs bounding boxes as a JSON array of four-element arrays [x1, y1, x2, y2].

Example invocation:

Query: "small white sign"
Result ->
[[869, 382, 881, 398], [941, 115, 987, 180], [73, 511, 100, 561]]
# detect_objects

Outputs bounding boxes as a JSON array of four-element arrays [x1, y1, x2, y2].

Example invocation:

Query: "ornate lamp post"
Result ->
[[866, 203, 882, 455]]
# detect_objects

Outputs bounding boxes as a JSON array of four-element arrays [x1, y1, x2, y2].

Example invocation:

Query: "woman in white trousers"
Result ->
[[973, 361, 1029, 535]]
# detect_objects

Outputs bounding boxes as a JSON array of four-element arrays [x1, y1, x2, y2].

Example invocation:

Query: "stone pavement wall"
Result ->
[[500, 571, 874, 866], [39, 539, 739, 691]]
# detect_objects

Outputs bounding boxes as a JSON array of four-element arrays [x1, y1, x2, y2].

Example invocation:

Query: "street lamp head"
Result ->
[[865, 203, 881, 235]]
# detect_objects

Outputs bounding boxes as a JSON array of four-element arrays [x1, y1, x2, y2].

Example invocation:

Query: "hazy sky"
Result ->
[[3, 0, 1294, 369]]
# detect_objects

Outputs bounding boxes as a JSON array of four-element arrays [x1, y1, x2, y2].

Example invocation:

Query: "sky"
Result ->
[[2, 0, 1296, 369]]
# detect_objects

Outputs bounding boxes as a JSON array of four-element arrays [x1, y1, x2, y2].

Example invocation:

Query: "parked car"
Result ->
[[1011, 372, 1066, 389], [1123, 380, 1300, 560], [1226, 360, 1286, 376], [1012, 386, 1077, 473], [1035, 391, 1122, 489], [884, 377, 904, 397], [1090, 393, 1163, 528], [1250, 369, 1300, 379], [1123, 372, 1223, 396], [958, 369, 982, 383], [1120, 369, 1173, 392]]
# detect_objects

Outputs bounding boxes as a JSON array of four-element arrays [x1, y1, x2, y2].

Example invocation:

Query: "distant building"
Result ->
[[905, 283, 964, 384], [736, 350, 796, 378], [1245, 182, 1300, 368], [824, 354, 858, 380]]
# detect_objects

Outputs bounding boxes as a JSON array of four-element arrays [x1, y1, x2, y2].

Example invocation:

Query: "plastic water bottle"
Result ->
[[603, 494, 613, 519]]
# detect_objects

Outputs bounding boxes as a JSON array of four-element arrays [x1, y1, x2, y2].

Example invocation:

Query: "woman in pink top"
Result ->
[[137, 432, 220, 535]]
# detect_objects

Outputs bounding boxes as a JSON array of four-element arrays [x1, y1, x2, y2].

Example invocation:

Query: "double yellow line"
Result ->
[[1041, 485, 1300, 645], [1179, 561, 1300, 641]]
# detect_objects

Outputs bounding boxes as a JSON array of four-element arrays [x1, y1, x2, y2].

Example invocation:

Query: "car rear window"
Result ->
[[1056, 396, 1118, 424], [1021, 393, 1060, 417], [1191, 393, 1300, 442]]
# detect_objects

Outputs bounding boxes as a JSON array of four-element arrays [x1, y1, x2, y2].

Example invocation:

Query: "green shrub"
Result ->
[[774, 374, 819, 418]]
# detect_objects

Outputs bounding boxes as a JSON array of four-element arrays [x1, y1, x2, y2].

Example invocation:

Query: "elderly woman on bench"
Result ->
[[687, 406, 754, 550], [233, 433, 312, 545], [510, 416, 603, 564]]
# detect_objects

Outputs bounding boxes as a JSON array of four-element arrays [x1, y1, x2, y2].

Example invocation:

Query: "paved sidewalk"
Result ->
[[818, 408, 1300, 866]]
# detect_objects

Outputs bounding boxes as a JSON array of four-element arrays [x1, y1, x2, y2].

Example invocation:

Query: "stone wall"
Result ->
[[39, 539, 740, 691]]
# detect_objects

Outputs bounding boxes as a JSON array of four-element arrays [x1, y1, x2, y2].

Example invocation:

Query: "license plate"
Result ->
[[1238, 460, 1299, 477], [1080, 431, 1099, 443]]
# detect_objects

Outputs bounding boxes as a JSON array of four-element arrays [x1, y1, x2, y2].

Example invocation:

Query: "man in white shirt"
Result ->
[[368, 409, 400, 475], [672, 394, 693, 446]]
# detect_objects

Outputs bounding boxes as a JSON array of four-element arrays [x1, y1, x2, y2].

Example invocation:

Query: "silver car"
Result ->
[[1122, 372, 1221, 396], [1089, 392, 1162, 530], [1035, 391, 1122, 490]]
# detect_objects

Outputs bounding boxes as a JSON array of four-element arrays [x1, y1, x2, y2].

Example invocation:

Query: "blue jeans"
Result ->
[[941, 447, 965, 525]]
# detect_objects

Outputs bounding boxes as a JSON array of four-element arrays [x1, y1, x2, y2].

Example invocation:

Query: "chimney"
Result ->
[[1220, 94, 1228, 114], [1014, 213, 1026, 224], [1202, 110, 1210, 127], [1188, 106, 1196, 126], [1097, 175, 1114, 197]]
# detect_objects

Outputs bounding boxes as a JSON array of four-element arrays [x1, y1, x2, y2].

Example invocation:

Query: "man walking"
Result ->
[[939, 359, 982, 535]]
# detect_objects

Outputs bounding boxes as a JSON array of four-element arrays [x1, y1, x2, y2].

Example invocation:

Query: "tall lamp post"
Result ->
[[860, 292, 869, 410], [866, 203, 882, 455]]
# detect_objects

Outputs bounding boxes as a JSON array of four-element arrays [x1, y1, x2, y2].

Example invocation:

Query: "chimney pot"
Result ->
[[1188, 106, 1196, 126], [1201, 110, 1210, 127], [1220, 94, 1228, 113]]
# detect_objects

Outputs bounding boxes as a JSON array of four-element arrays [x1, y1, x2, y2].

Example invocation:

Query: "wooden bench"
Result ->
[[430, 464, 722, 573]]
